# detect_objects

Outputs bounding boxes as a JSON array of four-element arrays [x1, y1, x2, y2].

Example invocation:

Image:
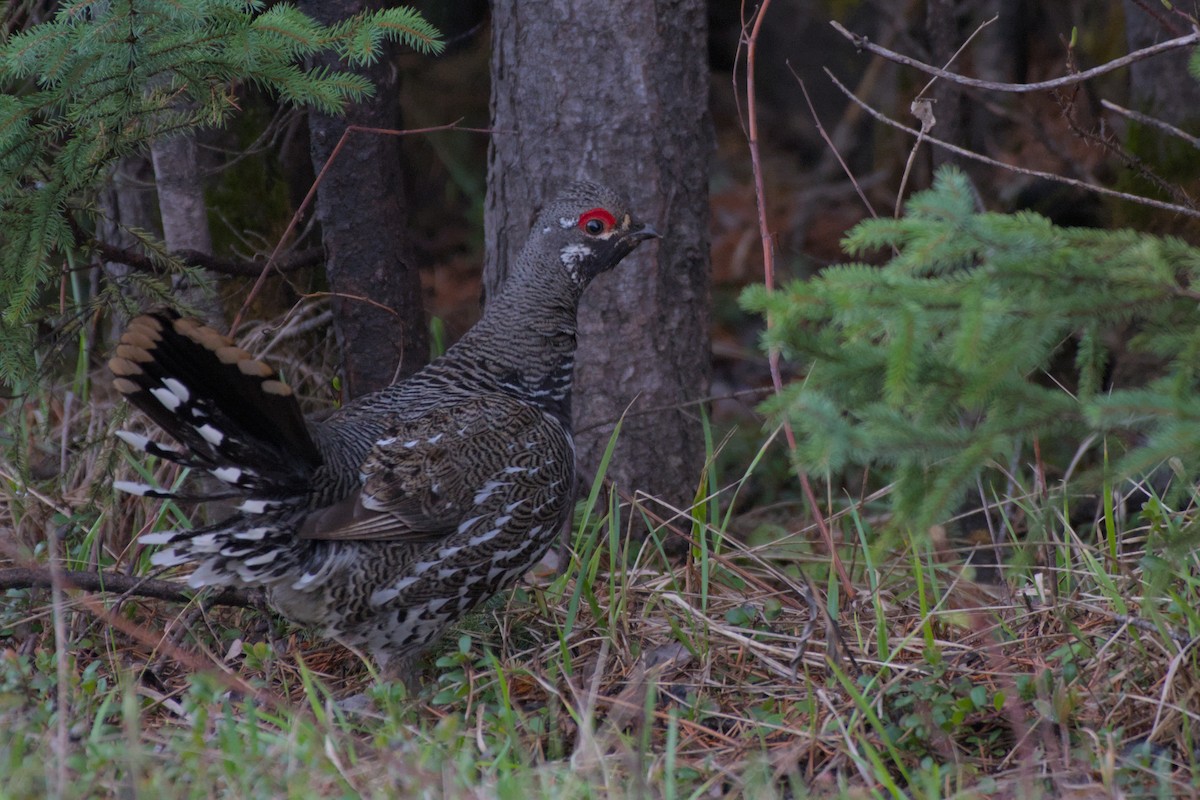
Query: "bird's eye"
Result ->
[[578, 208, 616, 236]]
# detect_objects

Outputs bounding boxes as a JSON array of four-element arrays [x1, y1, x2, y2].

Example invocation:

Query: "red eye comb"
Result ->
[[578, 208, 616, 230]]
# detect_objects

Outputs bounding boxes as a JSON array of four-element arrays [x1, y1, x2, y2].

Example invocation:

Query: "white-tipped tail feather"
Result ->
[[138, 530, 177, 545], [148, 546, 190, 568], [114, 480, 170, 498], [114, 430, 153, 452]]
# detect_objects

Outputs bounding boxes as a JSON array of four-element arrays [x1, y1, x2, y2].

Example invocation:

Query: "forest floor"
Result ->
[[2, 346, 1197, 799]]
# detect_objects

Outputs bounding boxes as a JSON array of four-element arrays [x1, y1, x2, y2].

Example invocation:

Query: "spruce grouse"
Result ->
[[110, 181, 657, 673]]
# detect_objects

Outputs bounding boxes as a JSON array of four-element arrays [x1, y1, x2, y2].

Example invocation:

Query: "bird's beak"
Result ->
[[627, 222, 661, 242]]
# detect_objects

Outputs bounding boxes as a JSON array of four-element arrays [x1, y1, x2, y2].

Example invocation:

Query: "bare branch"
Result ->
[[1101, 99, 1200, 150], [95, 241, 324, 278], [830, 20, 1200, 94], [914, 14, 998, 101], [1054, 80, 1195, 209], [824, 68, 1200, 220], [0, 566, 256, 608], [788, 64, 879, 220]]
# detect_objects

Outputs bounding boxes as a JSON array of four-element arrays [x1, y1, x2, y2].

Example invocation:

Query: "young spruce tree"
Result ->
[[744, 169, 1200, 531]]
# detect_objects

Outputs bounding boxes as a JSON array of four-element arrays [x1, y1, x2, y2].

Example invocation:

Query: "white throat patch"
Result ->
[[559, 243, 593, 283]]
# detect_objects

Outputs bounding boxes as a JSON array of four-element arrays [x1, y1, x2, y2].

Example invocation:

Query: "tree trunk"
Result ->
[[486, 0, 712, 534], [926, 0, 964, 172], [101, 155, 159, 335], [150, 134, 212, 255], [150, 130, 223, 323], [297, 0, 429, 399]]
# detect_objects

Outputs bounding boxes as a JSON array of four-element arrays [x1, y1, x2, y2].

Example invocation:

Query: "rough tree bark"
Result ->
[[296, 0, 429, 398], [150, 131, 223, 323], [101, 155, 159, 336], [150, 134, 212, 257], [486, 1, 712, 533]]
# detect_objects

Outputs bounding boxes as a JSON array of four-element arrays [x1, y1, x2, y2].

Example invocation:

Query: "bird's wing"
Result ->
[[297, 394, 568, 543]]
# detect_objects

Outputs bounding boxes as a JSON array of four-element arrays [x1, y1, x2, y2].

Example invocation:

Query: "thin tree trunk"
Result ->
[[150, 130, 222, 322], [927, 0, 963, 172], [150, 135, 212, 256], [486, 0, 712, 536], [101, 155, 160, 335], [296, 0, 429, 398]]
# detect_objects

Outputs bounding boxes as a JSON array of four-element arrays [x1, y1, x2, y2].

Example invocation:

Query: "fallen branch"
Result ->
[[0, 567, 256, 608]]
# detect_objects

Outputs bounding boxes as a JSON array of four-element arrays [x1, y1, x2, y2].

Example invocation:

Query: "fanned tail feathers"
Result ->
[[111, 310, 324, 586]]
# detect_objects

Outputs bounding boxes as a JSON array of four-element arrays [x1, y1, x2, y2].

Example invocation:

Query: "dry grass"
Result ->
[[2, 328, 1199, 799]]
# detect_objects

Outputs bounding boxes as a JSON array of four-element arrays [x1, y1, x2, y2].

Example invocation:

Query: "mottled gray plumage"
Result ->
[[110, 181, 656, 671]]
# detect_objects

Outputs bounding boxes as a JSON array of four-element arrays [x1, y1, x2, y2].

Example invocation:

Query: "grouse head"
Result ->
[[526, 180, 659, 290]]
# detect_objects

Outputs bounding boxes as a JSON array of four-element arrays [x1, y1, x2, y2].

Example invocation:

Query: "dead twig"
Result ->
[[1101, 98, 1200, 150], [0, 566, 256, 608], [1052, 41, 1196, 210], [824, 68, 1200, 220], [830, 21, 1200, 94], [789, 67, 879, 220], [896, 15, 997, 216], [574, 386, 773, 437]]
